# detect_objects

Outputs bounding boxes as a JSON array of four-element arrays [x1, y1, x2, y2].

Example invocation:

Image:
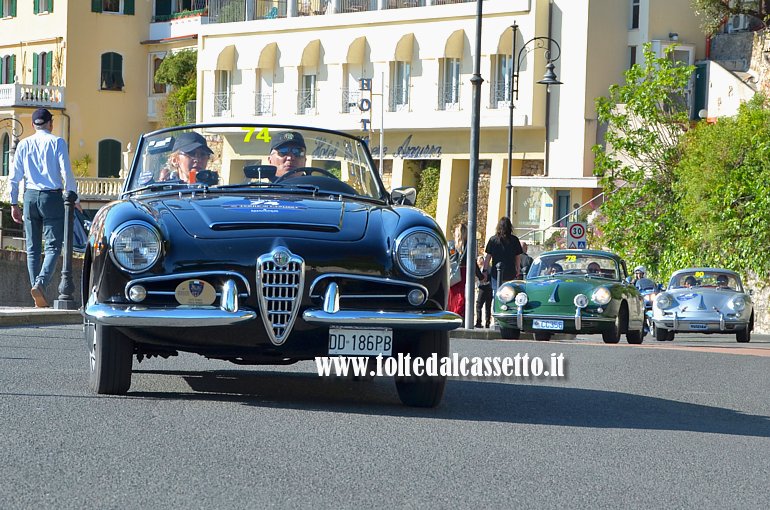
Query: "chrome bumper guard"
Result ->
[[84, 303, 257, 327]]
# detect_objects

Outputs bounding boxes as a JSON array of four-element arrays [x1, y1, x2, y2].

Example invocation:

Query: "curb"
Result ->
[[0, 309, 82, 327]]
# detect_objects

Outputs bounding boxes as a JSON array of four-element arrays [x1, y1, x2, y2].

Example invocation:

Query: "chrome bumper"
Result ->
[[85, 302, 462, 331], [84, 303, 257, 327], [493, 310, 614, 331], [656, 311, 748, 332], [302, 310, 463, 330]]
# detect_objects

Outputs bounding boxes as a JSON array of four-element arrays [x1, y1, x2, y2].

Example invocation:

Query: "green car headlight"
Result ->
[[496, 284, 516, 304], [110, 221, 162, 273], [591, 287, 612, 306], [394, 228, 444, 278]]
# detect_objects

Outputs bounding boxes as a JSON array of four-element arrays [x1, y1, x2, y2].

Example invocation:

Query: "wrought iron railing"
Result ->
[[297, 88, 316, 114], [151, 0, 208, 22], [213, 93, 231, 117], [297, 0, 328, 16], [255, 93, 273, 115], [208, 0, 287, 22], [490, 81, 511, 109], [340, 88, 361, 113], [387, 0, 426, 9], [437, 82, 461, 111], [388, 85, 410, 112], [338, 0, 373, 13]]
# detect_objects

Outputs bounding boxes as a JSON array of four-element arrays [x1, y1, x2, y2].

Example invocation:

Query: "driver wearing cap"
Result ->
[[267, 131, 307, 180]]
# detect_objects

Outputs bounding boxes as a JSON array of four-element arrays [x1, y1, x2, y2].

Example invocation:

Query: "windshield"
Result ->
[[127, 124, 385, 200], [669, 270, 742, 291], [528, 253, 620, 280]]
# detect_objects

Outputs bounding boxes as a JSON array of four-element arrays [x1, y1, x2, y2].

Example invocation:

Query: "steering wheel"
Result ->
[[274, 167, 339, 183]]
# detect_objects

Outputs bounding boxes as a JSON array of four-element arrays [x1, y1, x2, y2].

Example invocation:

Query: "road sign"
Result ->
[[567, 221, 587, 250]]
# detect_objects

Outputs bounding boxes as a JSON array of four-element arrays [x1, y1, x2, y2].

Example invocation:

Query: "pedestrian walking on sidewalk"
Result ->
[[8, 108, 80, 308]]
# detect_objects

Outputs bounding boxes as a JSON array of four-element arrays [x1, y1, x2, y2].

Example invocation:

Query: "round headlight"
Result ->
[[496, 284, 516, 303], [394, 228, 444, 278], [574, 294, 589, 308], [729, 296, 746, 312], [110, 222, 161, 273], [514, 292, 529, 307], [591, 287, 612, 306], [655, 293, 674, 309]]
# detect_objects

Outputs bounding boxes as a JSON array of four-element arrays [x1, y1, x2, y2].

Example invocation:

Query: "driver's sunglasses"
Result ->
[[276, 146, 306, 157], [181, 150, 211, 160]]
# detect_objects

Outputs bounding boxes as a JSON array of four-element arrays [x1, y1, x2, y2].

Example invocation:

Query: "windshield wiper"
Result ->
[[126, 182, 194, 196]]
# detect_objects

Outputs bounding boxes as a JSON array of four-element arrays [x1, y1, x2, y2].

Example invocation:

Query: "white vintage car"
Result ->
[[652, 268, 754, 342]]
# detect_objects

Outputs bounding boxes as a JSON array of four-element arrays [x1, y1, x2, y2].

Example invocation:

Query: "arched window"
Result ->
[[101, 52, 124, 91], [98, 139, 122, 177], [1, 133, 9, 176]]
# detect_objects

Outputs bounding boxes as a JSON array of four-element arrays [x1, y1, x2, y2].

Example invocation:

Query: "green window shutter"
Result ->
[[10, 0, 16, 17], [48, 0, 54, 13], [124, 0, 134, 15], [34, 1, 39, 14], [0, 2, 4, 18], [91, 0, 102, 13], [98, 139, 121, 178], [32, 53, 39, 84], [155, 0, 171, 17], [44, 52, 52, 85], [10, 55, 16, 83]]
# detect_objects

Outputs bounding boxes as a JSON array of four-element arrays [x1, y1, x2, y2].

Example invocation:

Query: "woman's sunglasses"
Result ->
[[181, 150, 211, 160], [275, 146, 306, 157]]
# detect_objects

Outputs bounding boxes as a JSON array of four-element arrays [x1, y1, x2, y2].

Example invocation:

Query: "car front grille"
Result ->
[[256, 248, 305, 345]]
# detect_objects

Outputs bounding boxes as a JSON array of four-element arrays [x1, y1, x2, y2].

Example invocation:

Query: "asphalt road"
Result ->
[[1, 325, 769, 509]]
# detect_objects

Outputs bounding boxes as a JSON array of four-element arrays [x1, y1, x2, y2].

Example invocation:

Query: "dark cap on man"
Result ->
[[270, 131, 306, 152], [173, 132, 213, 155], [32, 108, 53, 126]]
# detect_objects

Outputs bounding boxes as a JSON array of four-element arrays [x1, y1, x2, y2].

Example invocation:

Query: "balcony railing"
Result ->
[[0, 84, 65, 109], [340, 88, 362, 114], [76, 177, 124, 200], [297, 88, 316, 115], [298, 0, 329, 16], [213, 92, 231, 117], [254, 93, 273, 115], [208, 0, 287, 22], [338, 0, 373, 13], [152, 0, 208, 21], [437, 82, 461, 111], [387, 0, 426, 9], [388, 85, 410, 112], [490, 81, 511, 109]]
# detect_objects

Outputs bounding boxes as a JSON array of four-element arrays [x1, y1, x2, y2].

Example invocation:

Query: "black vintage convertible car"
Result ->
[[82, 124, 462, 407]]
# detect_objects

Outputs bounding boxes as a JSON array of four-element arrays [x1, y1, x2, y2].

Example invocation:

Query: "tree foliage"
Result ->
[[592, 44, 695, 278], [674, 95, 770, 275], [691, 0, 769, 35], [415, 166, 440, 219], [154, 50, 198, 127]]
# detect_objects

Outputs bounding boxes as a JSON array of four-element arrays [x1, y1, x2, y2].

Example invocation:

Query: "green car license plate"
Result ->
[[533, 319, 564, 331]]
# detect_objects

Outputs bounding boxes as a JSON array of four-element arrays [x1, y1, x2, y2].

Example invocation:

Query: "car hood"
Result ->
[[151, 193, 372, 241], [523, 277, 614, 304], [666, 288, 739, 310]]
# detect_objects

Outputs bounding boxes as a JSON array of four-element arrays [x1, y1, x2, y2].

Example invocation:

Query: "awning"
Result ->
[[510, 176, 600, 189], [216, 44, 236, 71], [346, 36, 367, 65], [418, 29, 465, 59], [497, 27, 514, 55], [394, 33, 414, 62], [299, 39, 321, 67], [444, 29, 465, 59], [258, 42, 277, 69]]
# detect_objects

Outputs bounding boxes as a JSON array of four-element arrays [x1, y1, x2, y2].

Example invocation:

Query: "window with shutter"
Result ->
[[101, 52, 124, 91], [98, 139, 122, 178], [1, 134, 9, 177]]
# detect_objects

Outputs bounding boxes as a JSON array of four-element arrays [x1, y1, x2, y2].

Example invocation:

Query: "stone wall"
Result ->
[[745, 274, 769, 335], [0, 250, 82, 307]]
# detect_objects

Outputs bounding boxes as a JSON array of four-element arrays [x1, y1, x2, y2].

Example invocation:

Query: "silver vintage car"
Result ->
[[652, 268, 754, 342]]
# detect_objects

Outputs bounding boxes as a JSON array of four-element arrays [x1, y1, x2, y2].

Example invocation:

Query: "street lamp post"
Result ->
[[504, 22, 563, 219]]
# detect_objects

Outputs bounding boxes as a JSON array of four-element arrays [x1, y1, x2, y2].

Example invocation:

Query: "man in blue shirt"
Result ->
[[9, 108, 80, 308]]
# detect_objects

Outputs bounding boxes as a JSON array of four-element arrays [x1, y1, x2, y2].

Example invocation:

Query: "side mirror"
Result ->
[[391, 186, 416, 206]]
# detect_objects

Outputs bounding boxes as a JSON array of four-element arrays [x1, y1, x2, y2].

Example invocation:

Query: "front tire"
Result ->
[[394, 330, 448, 408], [87, 320, 134, 394], [602, 306, 626, 344], [736, 314, 753, 343]]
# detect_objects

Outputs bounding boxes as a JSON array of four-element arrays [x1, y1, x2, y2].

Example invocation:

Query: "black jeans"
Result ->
[[475, 285, 492, 326]]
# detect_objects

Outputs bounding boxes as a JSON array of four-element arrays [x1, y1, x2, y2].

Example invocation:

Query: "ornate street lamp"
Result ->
[[505, 22, 563, 218]]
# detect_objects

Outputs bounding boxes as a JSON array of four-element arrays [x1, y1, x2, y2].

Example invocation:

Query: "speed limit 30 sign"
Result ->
[[567, 222, 587, 249]]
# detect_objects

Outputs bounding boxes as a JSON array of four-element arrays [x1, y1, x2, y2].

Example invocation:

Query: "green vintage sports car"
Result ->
[[493, 249, 645, 343]]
